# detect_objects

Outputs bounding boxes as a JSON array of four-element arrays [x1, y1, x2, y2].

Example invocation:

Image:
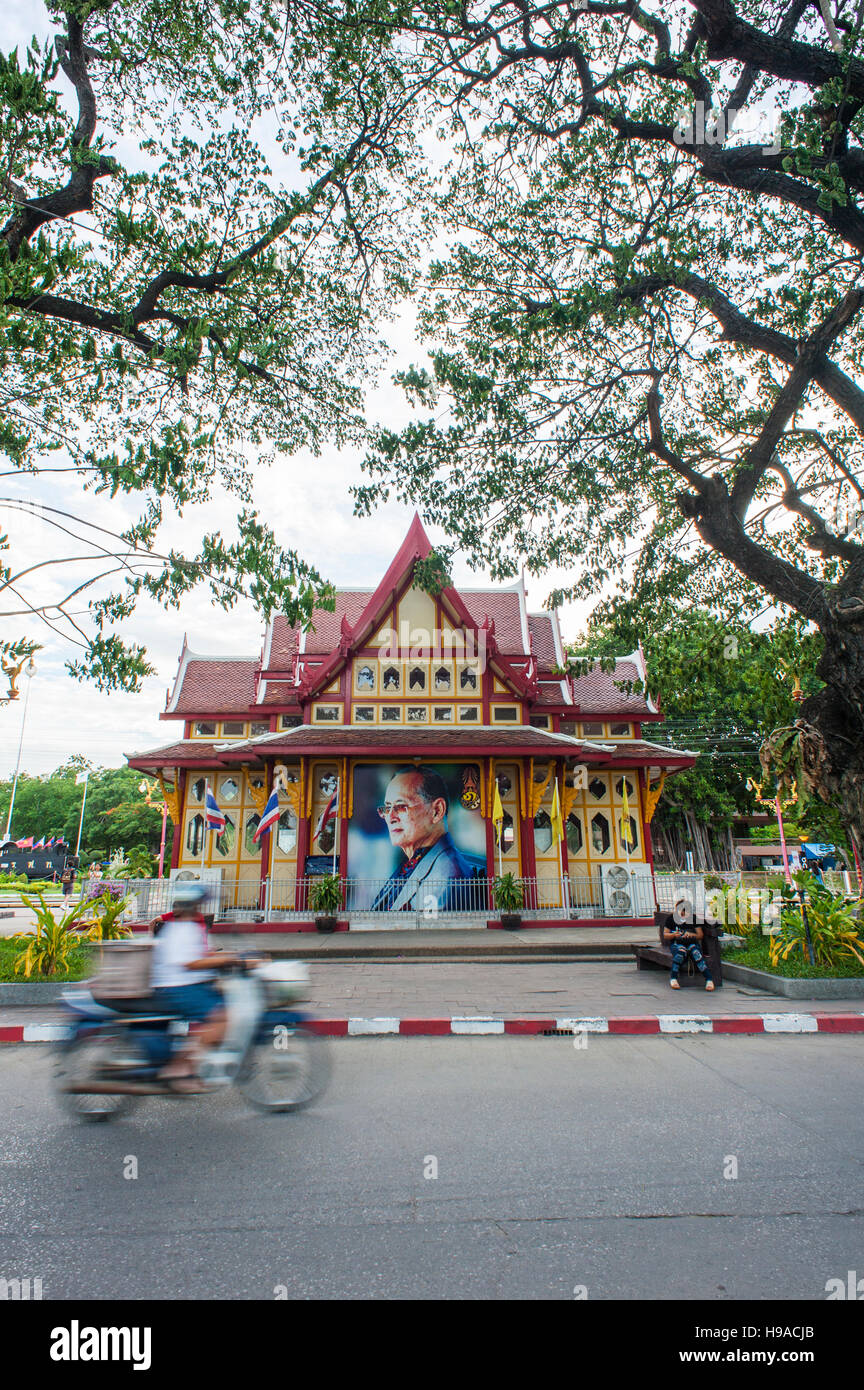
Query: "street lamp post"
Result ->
[[4, 658, 37, 842]]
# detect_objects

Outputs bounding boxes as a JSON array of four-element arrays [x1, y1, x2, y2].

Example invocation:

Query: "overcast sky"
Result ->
[[0, 2, 596, 782]]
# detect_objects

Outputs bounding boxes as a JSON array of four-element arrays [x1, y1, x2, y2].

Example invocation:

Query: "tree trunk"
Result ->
[[798, 609, 864, 865]]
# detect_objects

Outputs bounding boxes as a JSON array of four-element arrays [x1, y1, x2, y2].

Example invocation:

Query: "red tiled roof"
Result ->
[[259, 680, 300, 707], [170, 659, 259, 715], [218, 724, 608, 759], [601, 739, 697, 766], [527, 613, 558, 668], [461, 590, 525, 653], [265, 616, 300, 669], [535, 680, 570, 706], [303, 592, 374, 654], [570, 661, 653, 715], [127, 741, 229, 769]]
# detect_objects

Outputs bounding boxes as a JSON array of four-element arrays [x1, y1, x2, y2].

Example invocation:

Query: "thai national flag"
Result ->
[[314, 782, 339, 845], [45, 837, 55, 849], [205, 788, 226, 833], [253, 789, 280, 843]]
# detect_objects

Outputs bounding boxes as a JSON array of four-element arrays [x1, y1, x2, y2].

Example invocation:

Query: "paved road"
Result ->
[[1, 1036, 862, 1300]]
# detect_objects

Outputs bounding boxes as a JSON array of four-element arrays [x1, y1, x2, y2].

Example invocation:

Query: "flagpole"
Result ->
[[201, 782, 208, 874], [75, 776, 89, 857], [332, 776, 339, 876]]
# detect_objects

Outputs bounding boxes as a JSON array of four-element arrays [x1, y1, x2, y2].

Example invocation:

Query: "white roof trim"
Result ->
[[550, 610, 567, 670]]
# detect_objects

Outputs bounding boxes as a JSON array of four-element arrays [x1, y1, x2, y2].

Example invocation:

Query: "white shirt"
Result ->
[[150, 916, 215, 989]]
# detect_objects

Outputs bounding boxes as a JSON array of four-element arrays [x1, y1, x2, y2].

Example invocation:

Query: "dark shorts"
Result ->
[[151, 982, 223, 1021]]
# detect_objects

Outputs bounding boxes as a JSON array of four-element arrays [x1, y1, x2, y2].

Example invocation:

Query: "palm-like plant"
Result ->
[[86, 890, 133, 942], [309, 874, 342, 916], [12, 893, 92, 978], [768, 873, 864, 971]]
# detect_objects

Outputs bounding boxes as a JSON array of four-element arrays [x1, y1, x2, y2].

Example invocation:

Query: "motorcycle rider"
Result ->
[[150, 882, 237, 1091]]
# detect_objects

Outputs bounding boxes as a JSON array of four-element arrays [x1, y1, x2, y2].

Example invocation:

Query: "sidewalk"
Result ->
[[3, 958, 864, 1038]]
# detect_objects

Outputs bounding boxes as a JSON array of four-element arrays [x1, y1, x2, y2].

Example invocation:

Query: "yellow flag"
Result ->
[[492, 779, 505, 844], [551, 779, 564, 846], [621, 779, 635, 849]]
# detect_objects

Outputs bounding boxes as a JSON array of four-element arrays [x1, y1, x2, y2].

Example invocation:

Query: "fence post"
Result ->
[[264, 874, 273, 922]]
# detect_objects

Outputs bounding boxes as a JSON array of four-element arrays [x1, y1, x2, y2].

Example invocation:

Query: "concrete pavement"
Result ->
[[1, 1036, 863, 1299]]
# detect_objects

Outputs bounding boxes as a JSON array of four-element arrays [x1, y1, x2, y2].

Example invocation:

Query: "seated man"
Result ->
[[662, 903, 715, 991]]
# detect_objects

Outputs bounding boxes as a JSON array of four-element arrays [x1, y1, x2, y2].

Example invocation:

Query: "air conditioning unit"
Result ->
[[600, 863, 654, 918]]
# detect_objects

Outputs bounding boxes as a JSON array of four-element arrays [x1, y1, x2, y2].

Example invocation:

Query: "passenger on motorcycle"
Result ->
[[150, 882, 237, 1091]]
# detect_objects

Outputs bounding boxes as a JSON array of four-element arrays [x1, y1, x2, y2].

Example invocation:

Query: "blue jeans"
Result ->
[[152, 982, 223, 1021], [670, 943, 712, 982]]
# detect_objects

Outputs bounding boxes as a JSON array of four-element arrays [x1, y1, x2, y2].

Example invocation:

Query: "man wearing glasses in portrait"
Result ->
[[371, 766, 479, 911]]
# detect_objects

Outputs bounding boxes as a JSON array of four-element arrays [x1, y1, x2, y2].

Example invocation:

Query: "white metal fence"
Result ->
[[121, 870, 718, 924]]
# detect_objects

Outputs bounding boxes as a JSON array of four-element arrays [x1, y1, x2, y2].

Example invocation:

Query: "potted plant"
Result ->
[[309, 874, 342, 932], [493, 872, 525, 930]]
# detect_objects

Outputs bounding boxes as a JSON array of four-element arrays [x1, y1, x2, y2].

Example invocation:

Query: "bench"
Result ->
[[633, 918, 723, 988]]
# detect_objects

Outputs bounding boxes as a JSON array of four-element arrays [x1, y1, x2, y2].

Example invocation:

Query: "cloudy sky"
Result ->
[[0, 3, 595, 782]]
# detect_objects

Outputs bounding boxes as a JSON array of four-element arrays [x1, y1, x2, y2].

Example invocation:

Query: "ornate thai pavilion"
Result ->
[[127, 515, 695, 923]]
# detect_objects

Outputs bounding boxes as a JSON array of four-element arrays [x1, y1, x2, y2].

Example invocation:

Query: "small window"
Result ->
[[619, 815, 639, 851], [433, 706, 453, 722], [434, 666, 451, 691], [500, 811, 515, 853], [615, 777, 636, 799], [186, 814, 204, 855], [194, 721, 216, 737], [277, 810, 297, 854], [250, 721, 270, 737], [319, 772, 338, 797], [459, 706, 479, 722], [460, 666, 478, 690], [279, 715, 302, 730], [533, 810, 553, 854], [221, 721, 245, 737], [560, 720, 578, 737], [219, 777, 239, 801], [381, 706, 401, 722], [216, 815, 236, 858], [354, 706, 375, 722], [407, 706, 427, 722], [409, 666, 426, 691], [492, 706, 519, 722], [567, 813, 583, 855], [314, 705, 341, 722], [249, 775, 265, 792], [356, 664, 375, 691], [590, 813, 610, 855], [244, 814, 261, 856], [497, 774, 512, 795], [382, 666, 400, 692], [189, 777, 206, 804], [589, 777, 607, 800], [609, 722, 631, 737], [581, 721, 604, 737], [529, 715, 550, 729]]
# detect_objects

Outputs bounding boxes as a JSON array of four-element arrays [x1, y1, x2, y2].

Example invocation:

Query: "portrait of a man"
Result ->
[[370, 766, 480, 910]]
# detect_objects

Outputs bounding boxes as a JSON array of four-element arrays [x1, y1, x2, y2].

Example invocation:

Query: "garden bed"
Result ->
[[723, 940, 864, 998], [0, 935, 92, 986]]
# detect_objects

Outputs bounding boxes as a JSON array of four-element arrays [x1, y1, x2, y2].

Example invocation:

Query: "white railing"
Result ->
[[119, 867, 860, 926]]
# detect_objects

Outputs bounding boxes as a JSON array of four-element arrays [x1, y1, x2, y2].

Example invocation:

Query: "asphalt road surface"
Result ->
[[1, 1036, 862, 1300]]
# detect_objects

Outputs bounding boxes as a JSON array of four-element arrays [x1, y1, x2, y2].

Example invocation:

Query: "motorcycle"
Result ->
[[54, 955, 330, 1122]]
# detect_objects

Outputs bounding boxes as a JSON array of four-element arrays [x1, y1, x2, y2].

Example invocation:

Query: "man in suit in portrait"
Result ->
[[371, 767, 480, 912]]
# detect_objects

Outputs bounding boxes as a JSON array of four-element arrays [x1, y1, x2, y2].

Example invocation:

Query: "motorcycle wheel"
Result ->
[[236, 1027, 330, 1113], [54, 1033, 145, 1123]]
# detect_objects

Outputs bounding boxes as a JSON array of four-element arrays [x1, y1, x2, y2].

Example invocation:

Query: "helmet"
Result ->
[[172, 881, 209, 907]]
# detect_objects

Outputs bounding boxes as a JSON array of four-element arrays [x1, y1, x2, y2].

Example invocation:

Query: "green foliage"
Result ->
[[0, 760, 165, 856], [84, 891, 133, 942], [11, 892, 91, 977], [1, 3, 410, 688], [492, 872, 525, 913], [768, 872, 864, 971], [308, 874, 342, 915]]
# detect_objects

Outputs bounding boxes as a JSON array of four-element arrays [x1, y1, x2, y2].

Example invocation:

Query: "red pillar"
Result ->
[[520, 760, 537, 906], [170, 770, 186, 871], [258, 762, 271, 910]]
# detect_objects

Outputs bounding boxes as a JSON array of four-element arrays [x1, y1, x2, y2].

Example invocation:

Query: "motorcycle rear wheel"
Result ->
[[54, 1033, 145, 1123], [236, 1027, 330, 1112]]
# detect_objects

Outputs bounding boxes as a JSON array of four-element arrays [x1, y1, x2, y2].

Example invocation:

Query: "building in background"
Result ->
[[127, 516, 695, 923]]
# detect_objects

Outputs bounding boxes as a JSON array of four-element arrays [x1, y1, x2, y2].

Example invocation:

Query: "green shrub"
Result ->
[[769, 872, 864, 971], [493, 873, 525, 913], [11, 893, 92, 978], [309, 874, 341, 915]]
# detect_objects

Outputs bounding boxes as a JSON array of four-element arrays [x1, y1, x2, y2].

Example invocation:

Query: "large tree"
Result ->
[[1, 0, 407, 690], [307, 0, 864, 855]]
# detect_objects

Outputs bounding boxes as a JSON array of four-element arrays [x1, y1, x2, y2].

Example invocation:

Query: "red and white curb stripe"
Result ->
[[5, 1013, 864, 1042]]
